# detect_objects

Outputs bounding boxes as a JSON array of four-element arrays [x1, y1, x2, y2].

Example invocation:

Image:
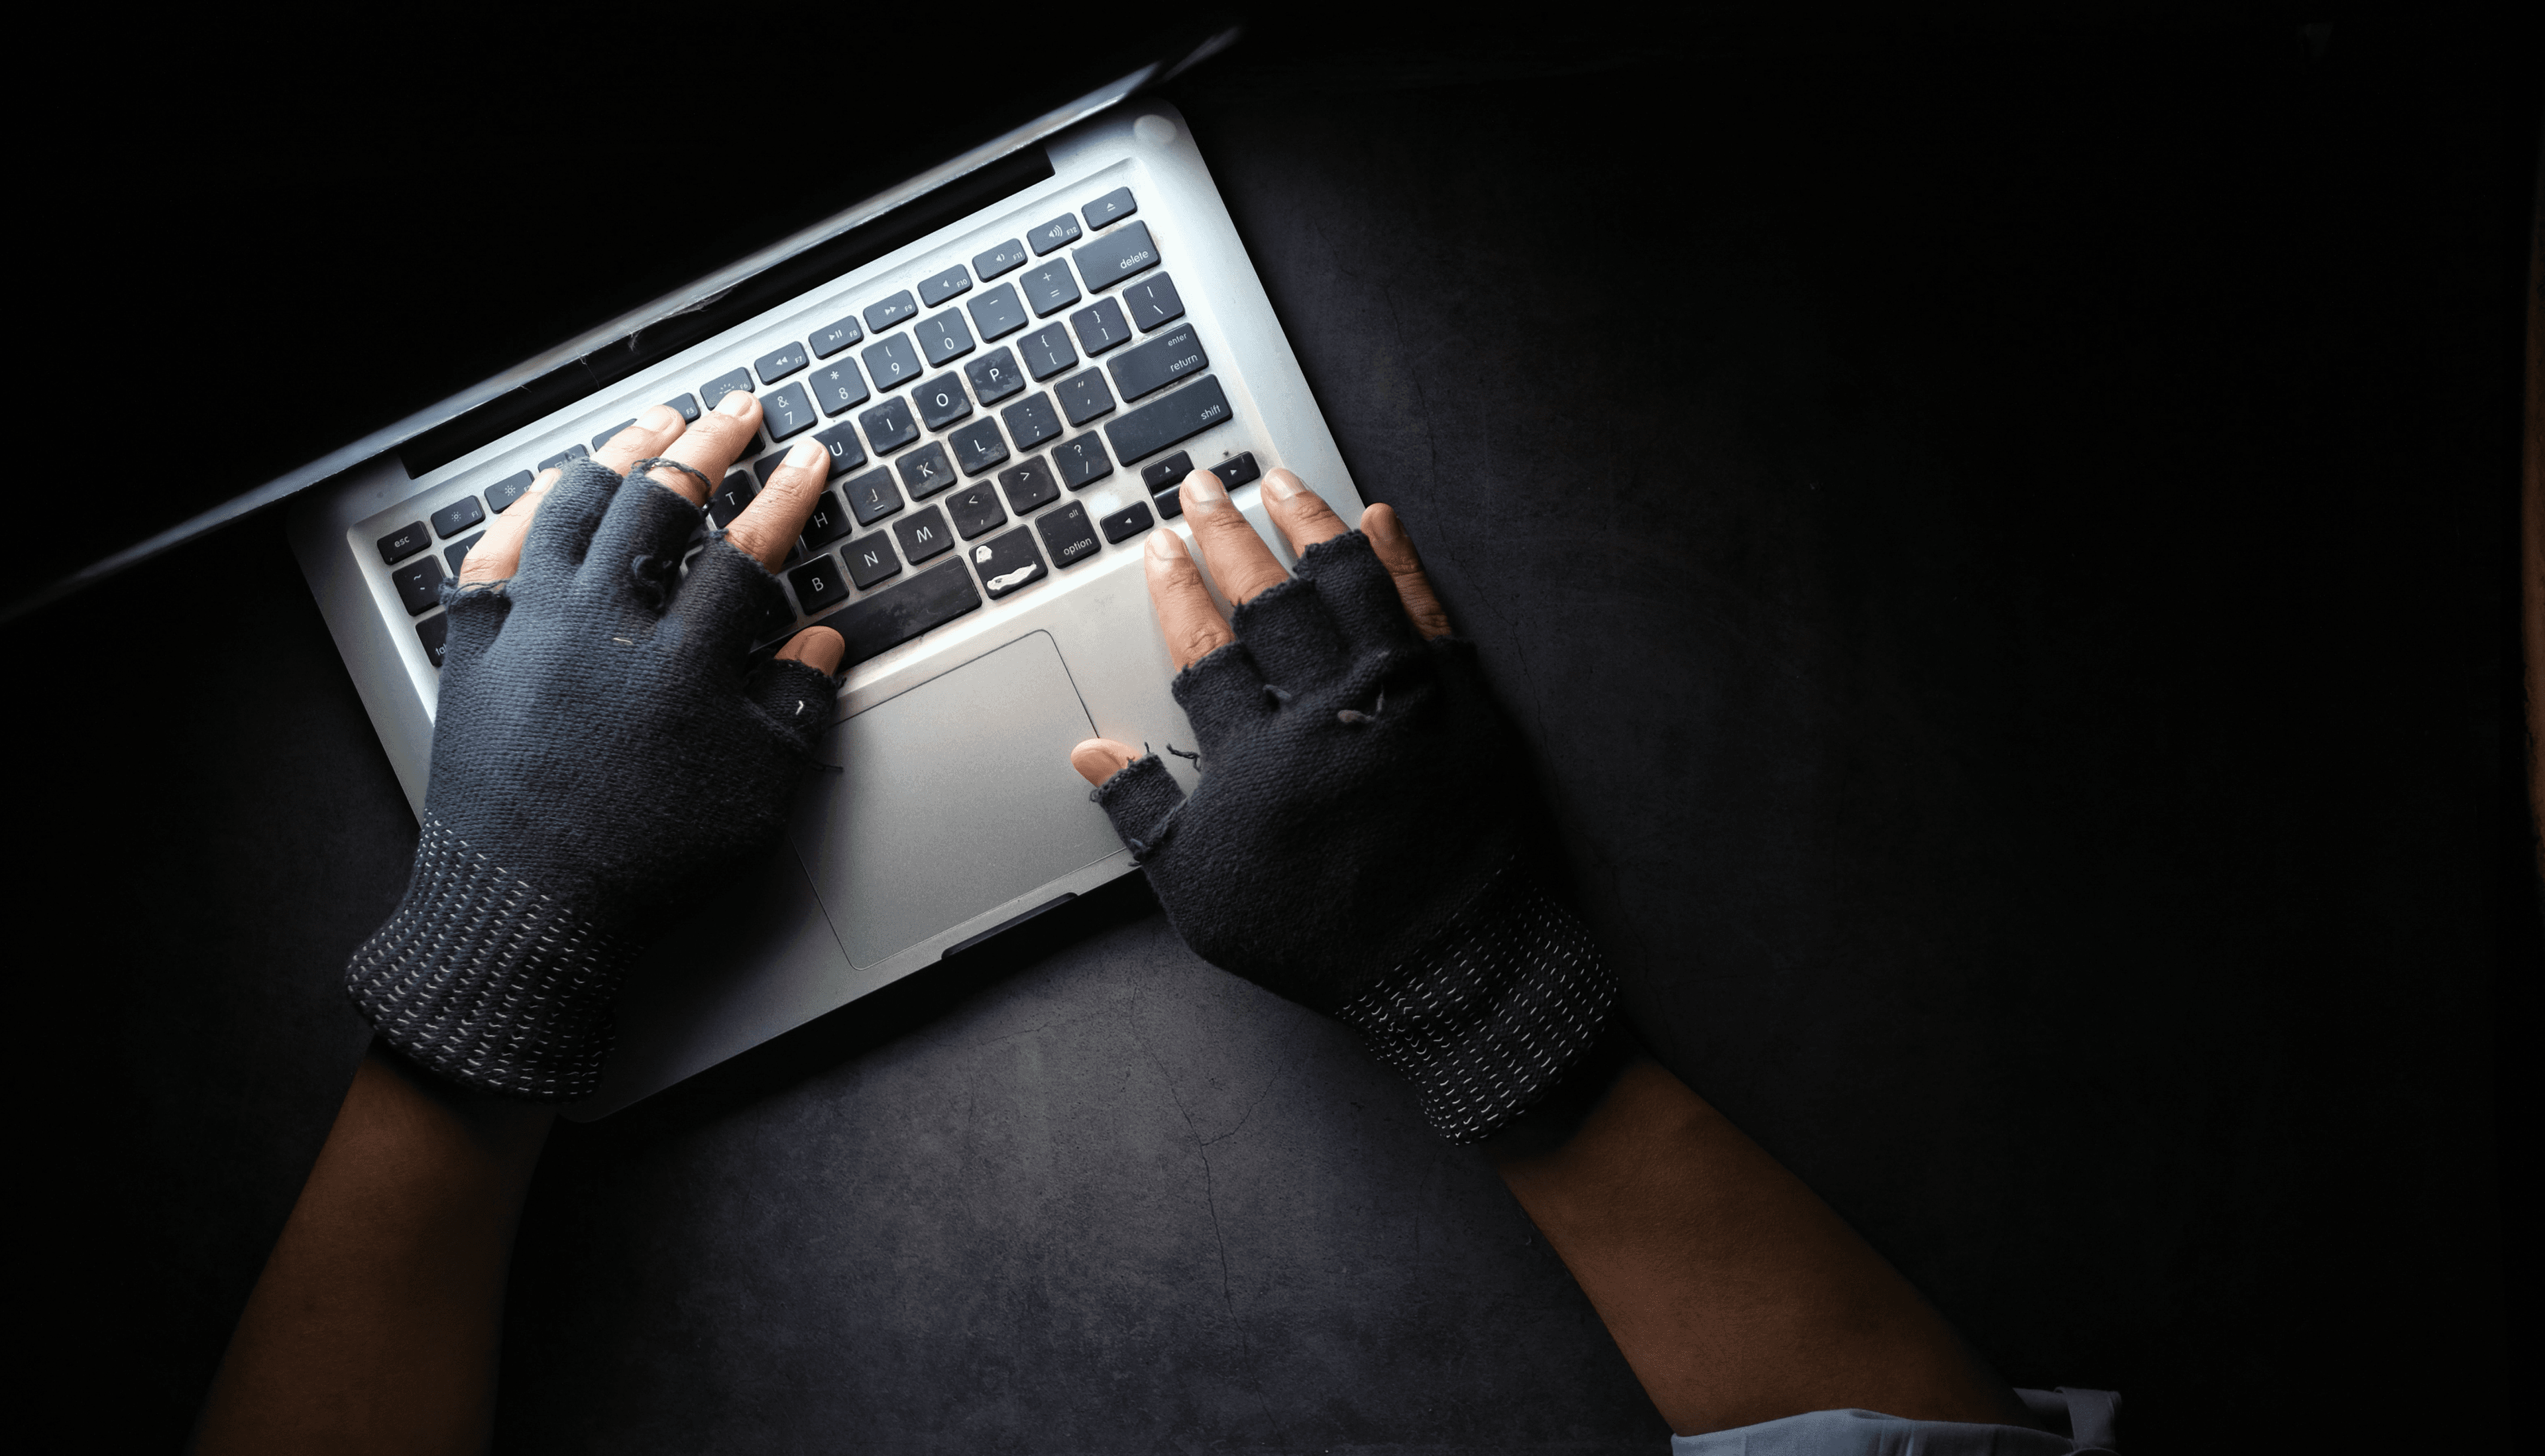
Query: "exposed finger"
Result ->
[[1180, 469, 1290, 605], [728, 438, 828, 569], [645, 389, 764, 505], [593, 402, 689, 476], [1361, 503, 1451, 639], [775, 625, 844, 675], [1258, 469, 1351, 555], [457, 465, 563, 585], [1146, 528, 1236, 669], [1069, 736, 1142, 787]]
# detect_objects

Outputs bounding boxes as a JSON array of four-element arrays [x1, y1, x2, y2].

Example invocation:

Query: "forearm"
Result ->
[[1491, 1051, 2033, 1436], [194, 1043, 552, 1456]]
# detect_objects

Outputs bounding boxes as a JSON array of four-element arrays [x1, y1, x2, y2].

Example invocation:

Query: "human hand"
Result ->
[[1070, 468, 1615, 1143], [346, 393, 847, 1102]]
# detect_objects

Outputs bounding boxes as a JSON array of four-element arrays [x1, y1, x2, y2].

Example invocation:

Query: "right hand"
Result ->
[[1069, 467, 1528, 1017]]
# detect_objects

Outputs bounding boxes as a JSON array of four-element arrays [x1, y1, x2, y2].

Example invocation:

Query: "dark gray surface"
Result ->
[[7, 15, 2530, 1455]]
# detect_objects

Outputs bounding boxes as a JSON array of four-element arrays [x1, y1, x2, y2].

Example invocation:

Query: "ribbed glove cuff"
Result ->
[[345, 813, 636, 1103], [1336, 866, 1618, 1143]]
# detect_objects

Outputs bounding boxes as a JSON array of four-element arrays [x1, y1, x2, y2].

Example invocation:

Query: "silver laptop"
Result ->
[[284, 87, 1363, 1119]]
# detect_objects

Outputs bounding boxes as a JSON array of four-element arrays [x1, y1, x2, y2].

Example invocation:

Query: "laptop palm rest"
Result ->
[[792, 629, 1125, 968], [571, 630, 1126, 1119]]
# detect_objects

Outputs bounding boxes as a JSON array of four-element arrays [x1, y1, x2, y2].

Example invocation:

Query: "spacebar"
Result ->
[[809, 559, 983, 668], [1103, 374, 1231, 463]]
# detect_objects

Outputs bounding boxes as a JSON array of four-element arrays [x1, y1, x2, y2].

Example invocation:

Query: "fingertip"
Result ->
[[777, 625, 846, 675], [1070, 736, 1142, 787], [1145, 527, 1187, 560]]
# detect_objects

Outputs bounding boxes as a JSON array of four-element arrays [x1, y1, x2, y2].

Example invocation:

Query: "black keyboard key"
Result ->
[[974, 238, 1029, 279], [840, 466, 903, 526], [1068, 296, 1133, 355], [754, 339, 810, 384], [1019, 260, 1080, 317], [915, 311, 975, 367], [964, 347, 1026, 405], [1140, 450, 1195, 493], [813, 420, 866, 475], [859, 396, 918, 454], [950, 418, 1009, 476], [762, 380, 818, 440], [893, 503, 956, 562], [842, 532, 901, 588], [1153, 484, 1183, 520], [1205, 451, 1261, 490], [913, 374, 972, 430], [946, 479, 1007, 539], [810, 315, 862, 358], [997, 456, 1058, 516], [1054, 368, 1116, 427], [1052, 433, 1113, 489], [1108, 322, 1208, 402], [917, 264, 971, 308], [592, 418, 636, 451], [444, 532, 483, 575], [1098, 500, 1154, 543], [699, 366, 753, 411], [1029, 212, 1081, 254], [788, 553, 852, 614], [898, 440, 955, 498], [1001, 392, 1062, 449], [862, 333, 923, 390], [812, 558, 980, 667], [392, 556, 445, 616], [1074, 220, 1160, 293], [431, 495, 485, 539], [1036, 501, 1102, 569], [709, 473, 756, 528], [486, 471, 534, 514], [538, 444, 590, 473], [663, 393, 703, 423], [800, 490, 854, 549], [811, 360, 870, 416], [1082, 186, 1137, 230], [1019, 323, 1077, 380], [969, 524, 1046, 599], [1105, 374, 1231, 463], [417, 612, 449, 668], [755, 448, 799, 486], [377, 520, 429, 565], [966, 282, 1028, 341], [864, 290, 917, 331], [1123, 274, 1185, 331]]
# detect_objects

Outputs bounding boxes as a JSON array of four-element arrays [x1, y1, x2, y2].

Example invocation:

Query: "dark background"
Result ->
[[8, 7, 2533, 1453]]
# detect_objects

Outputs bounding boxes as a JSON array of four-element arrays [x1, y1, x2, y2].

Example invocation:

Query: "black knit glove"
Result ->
[[1095, 531, 1616, 1142], [346, 459, 839, 1101]]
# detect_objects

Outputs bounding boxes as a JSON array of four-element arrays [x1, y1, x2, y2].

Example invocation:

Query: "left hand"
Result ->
[[346, 396, 848, 1102]]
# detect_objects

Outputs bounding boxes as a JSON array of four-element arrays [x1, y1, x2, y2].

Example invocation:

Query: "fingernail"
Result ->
[[1145, 528, 1182, 558], [1182, 471, 1225, 511], [640, 403, 680, 431], [785, 437, 825, 469], [1263, 469, 1301, 502], [716, 390, 756, 416]]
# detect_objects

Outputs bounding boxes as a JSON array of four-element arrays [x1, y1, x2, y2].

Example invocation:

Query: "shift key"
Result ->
[[1103, 376, 1231, 464], [807, 559, 982, 669]]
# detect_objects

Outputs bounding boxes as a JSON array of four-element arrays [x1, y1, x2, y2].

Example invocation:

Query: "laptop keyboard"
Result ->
[[372, 185, 1257, 674]]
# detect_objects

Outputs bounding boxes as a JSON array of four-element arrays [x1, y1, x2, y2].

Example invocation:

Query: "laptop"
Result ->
[[275, 54, 1363, 1118]]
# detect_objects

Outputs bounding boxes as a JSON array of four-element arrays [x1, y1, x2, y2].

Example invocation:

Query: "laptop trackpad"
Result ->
[[789, 631, 1126, 969]]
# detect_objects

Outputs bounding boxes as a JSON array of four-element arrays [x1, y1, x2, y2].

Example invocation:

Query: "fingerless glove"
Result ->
[[346, 459, 838, 1101], [1094, 530, 1616, 1142]]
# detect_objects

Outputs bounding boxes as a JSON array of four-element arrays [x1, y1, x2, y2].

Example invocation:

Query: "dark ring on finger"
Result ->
[[632, 457, 713, 494]]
